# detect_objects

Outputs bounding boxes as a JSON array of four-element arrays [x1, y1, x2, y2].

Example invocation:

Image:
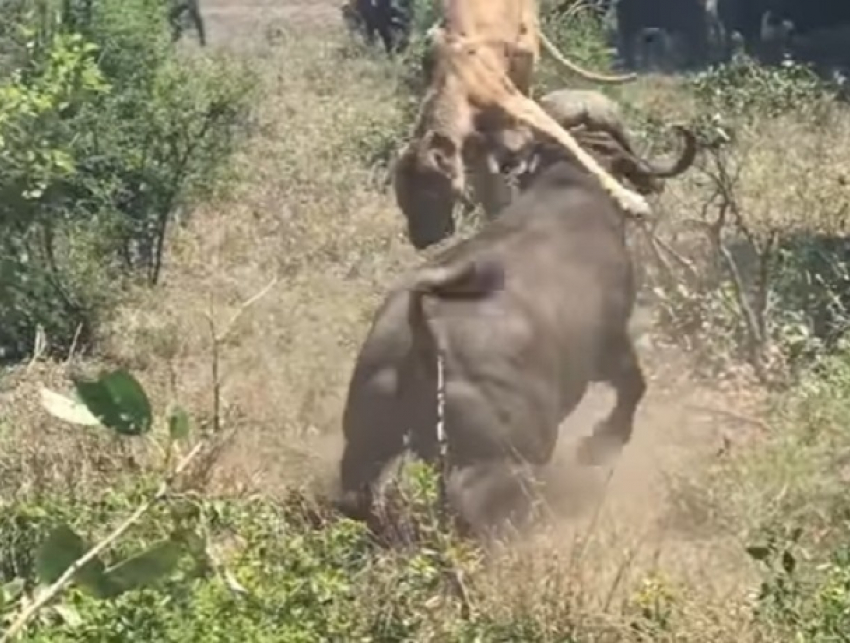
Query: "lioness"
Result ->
[[394, 0, 651, 250]]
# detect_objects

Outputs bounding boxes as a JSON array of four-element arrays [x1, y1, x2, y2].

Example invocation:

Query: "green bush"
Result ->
[[747, 521, 850, 641], [4, 487, 592, 642], [0, 0, 254, 361], [690, 53, 836, 120], [535, 1, 617, 95], [0, 367, 589, 641]]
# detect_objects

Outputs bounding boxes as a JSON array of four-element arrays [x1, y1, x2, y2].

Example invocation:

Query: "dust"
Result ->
[[212, 338, 760, 602], [474, 355, 761, 600]]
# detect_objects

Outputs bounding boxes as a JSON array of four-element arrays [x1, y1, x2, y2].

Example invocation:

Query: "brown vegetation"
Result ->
[[4, 0, 850, 639]]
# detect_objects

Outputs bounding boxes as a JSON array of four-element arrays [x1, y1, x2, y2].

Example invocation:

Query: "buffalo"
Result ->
[[340, 0, 412, 55], [336, 122, 698, 534]]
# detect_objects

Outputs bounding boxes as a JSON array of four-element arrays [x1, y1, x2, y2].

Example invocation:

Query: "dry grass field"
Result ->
[[3, 0, 850, 640]]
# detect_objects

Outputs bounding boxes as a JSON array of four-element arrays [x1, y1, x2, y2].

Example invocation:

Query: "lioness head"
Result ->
[[393, 130, 467, 251]]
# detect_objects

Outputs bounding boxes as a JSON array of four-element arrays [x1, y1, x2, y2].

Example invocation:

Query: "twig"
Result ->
[[718, 241, 767, 380], [1, 441, 206, 643], [216, 277, 279, 343], [65, 324, 83, 365], [202, 276, 279, 437], [26, 325, 47, 371], [642, 225, 699, 282]]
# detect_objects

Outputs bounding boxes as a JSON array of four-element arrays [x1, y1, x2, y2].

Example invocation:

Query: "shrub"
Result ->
[[0, 0, 254, 362], [690, 53, 837, 119], [641, 54, 849, 382]]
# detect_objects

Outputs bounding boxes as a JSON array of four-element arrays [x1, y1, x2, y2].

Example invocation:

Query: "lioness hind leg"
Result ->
[[577, 334, 646, 467], [435, 35, 648, 216]]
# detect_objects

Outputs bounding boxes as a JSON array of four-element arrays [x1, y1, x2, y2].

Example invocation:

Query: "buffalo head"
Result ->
[[514, 123, 698, 202]]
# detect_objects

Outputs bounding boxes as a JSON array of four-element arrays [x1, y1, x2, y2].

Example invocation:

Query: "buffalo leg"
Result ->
[[577, 335, 646, 466], [446, 461, 538, 539], [377, 24, 395, 55], [338, 430, 405, 520], [191, 3, 207, 47], [337, 375, 406, 520]]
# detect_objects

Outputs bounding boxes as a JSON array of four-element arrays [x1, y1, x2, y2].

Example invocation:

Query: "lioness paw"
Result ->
[[615, 187, 651, 218]]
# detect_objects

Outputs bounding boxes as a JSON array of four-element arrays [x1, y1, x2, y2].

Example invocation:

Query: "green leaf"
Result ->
[[100, 540, 185, 597], [73, 370, 152, 436], [35, 524, 107, 590], [0, 578, 25, 607], [51, 604, 82, 627], [40, 387, 102, 426], [172, 528, 213, 580], [745, 545, 772, 562], [168, 405, 190, 441]]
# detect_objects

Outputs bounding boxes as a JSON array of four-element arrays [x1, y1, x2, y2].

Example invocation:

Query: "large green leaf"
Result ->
[[35, 524, 107, 591], [73, 369, 153, 436], [99, 540, 185, 597]]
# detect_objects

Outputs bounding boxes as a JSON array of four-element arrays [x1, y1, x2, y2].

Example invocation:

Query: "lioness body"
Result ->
[[394, 0, 651, 250]]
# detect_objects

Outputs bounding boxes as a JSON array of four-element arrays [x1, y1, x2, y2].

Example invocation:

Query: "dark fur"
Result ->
[[337, 152, 650, 533], [718, 0, 850, 45], [342, 0, 412, 54], [169, 0, 206, 46]]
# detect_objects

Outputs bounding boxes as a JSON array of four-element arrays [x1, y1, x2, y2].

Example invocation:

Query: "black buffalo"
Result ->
[[340, 0, 412, 55], [335, 124, 699, 533]]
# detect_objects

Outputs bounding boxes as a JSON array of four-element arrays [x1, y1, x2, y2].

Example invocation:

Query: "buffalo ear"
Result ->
[[420, 131, 466, 194]]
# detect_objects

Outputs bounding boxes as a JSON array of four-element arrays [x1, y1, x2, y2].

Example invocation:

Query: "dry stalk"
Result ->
[[435, 350, 449, 528], [431, 347, 475, 620], [195, 276, 279, 484], [202, 276, 278, 438]]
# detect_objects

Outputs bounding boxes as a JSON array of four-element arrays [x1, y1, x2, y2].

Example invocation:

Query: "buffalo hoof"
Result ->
[[332, 490, 373, 522], [575, 429, 625, 467]]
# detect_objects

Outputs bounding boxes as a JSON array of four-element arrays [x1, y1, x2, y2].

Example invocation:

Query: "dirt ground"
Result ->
[[202, 0, 341, 49]]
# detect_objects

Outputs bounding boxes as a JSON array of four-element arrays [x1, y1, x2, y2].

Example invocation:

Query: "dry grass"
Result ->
[[4, 0, 850, 639]]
